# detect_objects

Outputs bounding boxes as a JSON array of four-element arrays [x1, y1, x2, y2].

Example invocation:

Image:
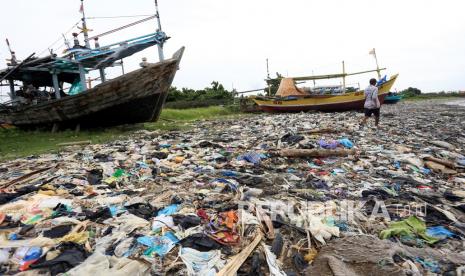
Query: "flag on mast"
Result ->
[[369, 48, 376, 56], [79, 2, 84, 13]]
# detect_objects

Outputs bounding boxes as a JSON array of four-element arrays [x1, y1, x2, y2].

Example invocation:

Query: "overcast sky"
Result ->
[[1, 0, 464, 94]]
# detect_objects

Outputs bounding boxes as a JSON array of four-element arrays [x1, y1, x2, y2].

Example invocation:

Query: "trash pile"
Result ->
[[0, 101, 464, 275]]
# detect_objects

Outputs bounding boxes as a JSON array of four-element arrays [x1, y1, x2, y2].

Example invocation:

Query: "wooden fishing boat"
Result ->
[[0, 0, 184, 128], [253, 74, 398, 112], [0, 48, 184, 127], [252, 49, 398, 113]]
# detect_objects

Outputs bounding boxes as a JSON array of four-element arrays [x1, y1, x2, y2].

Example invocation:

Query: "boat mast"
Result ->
[[370, 48, 382, 79], [5, 39, 17, 100], [154, 0, 165, 61], [312, 70, 316, 88], [342, 61, 346, 93], [80, 0, 91, 48], [266, 58, 271, 96]]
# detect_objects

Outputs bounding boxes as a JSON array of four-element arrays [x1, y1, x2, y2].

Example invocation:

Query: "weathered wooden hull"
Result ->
[[0, 48, 184, 128], [253, 74, 398, 113]]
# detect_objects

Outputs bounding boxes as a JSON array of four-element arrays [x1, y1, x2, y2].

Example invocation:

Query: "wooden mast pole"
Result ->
[[154, 0, 165, 61], [372, 48, 381, 79], [342, 61, 346, 93], [312, 70, 316, 88], [80, 0, 91, 48], [266, 58, 271, 96], [77, 0, 90, 91]]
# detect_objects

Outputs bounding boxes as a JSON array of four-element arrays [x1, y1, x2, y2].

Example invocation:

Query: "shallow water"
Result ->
[[446, 99, 465, 106]]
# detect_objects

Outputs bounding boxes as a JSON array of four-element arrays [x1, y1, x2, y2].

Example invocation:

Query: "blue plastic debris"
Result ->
[[421, 168, 432, 174], [23, 247, 42, 261], [152, 232, 179, 256], [335, 221, 349, 231], [391, 183, 401, 192], [137, 232, 179, 257], [237, 152, 266, 165], [338, 138, 354, 149], [393, 161, 401, 169], [221, 170, 238, 177], [137, 236, 154, 247], [426, 226, 455, 240], [414, 257, 440, 273], [109, 205, 126, 217], [157, 204, 180, 216]]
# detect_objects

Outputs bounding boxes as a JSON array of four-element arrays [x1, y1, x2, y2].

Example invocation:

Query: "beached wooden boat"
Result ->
[[251, 49, 399, 112], [0, 48, 184, 127], [0, 0, 183, 128], [253, 74, 398, 112]]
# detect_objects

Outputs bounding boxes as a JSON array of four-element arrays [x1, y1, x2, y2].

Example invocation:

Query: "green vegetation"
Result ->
[[158, 106, 238, 121], [400, 87, 422, 98], [166, 81, 235, 109], [400, 87, 464, 101], [0, 106, 242, 162], [403, 94, 464, 101], [0, 128, 130, 161]]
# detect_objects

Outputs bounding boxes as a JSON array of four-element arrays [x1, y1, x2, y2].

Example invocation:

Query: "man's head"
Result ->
[[369, 78, 377, 86]]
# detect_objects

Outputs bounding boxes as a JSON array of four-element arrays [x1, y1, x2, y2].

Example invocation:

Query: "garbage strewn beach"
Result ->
[[0, 100, 464, 275]]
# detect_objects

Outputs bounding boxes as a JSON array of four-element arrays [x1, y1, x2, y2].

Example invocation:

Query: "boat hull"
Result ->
[[253, 74, 398, 112], [0, 48, 184, 128], [384, 95, 402, 104]]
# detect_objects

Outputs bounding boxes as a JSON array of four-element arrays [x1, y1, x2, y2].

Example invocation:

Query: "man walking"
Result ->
[[361, 78, 381, 128]]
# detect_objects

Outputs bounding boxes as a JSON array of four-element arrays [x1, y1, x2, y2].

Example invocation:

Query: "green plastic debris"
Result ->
[[379, 216, 438, 244], [113, 169, 126, 178], [24, 214, 43, 225]]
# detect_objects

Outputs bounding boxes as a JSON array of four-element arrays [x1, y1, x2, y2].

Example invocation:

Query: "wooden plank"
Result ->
[[217, 231, 263, 276], [0, 167, 52, 189], [280, 148, 356, 158], [57, 140, 91, 147]]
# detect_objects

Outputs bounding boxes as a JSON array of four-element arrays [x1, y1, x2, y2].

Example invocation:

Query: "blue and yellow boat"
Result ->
[[253, 72, 399, 112], [384, 92, 402, 104]]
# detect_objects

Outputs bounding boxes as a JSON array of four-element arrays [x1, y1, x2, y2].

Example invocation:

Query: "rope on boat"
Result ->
[[87, 14, 155, 19], [38, 21, 81, 56], [88, 15, 156, 40]]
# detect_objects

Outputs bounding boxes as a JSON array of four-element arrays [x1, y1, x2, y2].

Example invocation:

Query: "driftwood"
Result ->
[[280, 148, 356, 158], [424, 161, 457, 174], [0, 167, 52, 189], [429, 140, 456, 150], [57, 140, 92, 147], [217, 231, 263, 276], [423, 156, 456, 169], [306, 128, 349, 134]]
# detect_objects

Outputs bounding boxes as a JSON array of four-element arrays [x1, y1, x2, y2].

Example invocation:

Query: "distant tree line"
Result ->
[[400, 87, 465, 98], [165, 81, 463, 109], [400, 87, 422, 98], [165, 81, 235, 109], [167, 81, 234, 102]]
